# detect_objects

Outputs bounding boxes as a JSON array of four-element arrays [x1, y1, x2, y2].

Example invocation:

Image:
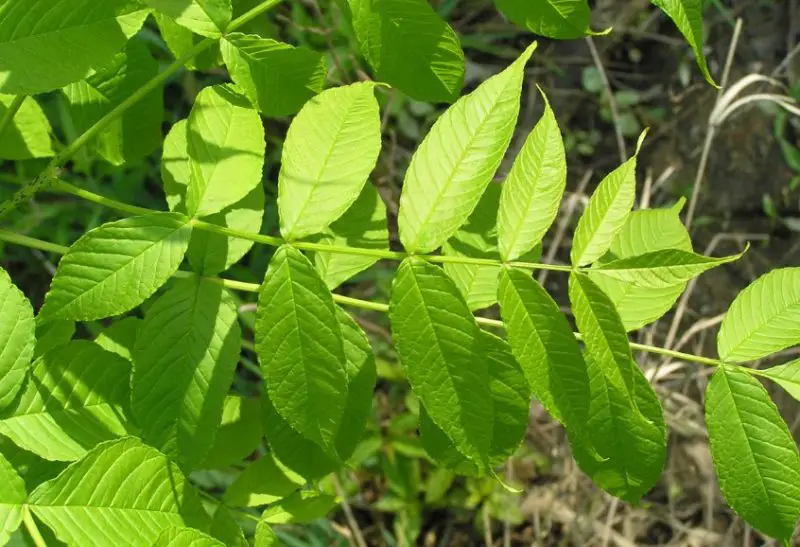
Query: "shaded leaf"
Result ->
[[223, 452, 304, 507], [0, 452, 26, 544], [94, 316, 140, 362], [0, 267, 35, 410], [200, 395, 262, 469], [0, 95, 53, 160], [261, 491, 337, 524], [495, 0, 593, 39], [143, 0, 232, 37], [153, 527, 225, 546]]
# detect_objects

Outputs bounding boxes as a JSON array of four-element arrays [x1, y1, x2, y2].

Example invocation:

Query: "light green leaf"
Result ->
[[571, 134, 645, 267], [187, 186, 265, 275], [154, 13, 222, 71], [39, 212, 193, 322], [0, 452, 26, 544], [419, 331, 529, 476], [209, 506, 247, 547], [347, 0, 465, 103], [153, 527, 225, 546], [143, 0, 232, 37], [162, 119, 191, 212], [186, 84, 265, 218], [260, 307, 376, 480], [568, 272, 637, 406], [495, 0, 593, 39], [705, 367, 800, 541], [717, 268, 800, 362], [63, 40, 163, 166], [0, 267, 35, 410], [94, 316, 140, 362], [592, 247, 744, 288], [498, 89, 566, 261], [223, 452, 304, 507], [0, 95, 53, 160], [256, 246, 347, 457], [279, 82, 381, 240], [390, 258, 492, 470], [29, 438, 210, 546], [222, 33, 327, 117], [569, 354, 666, 503], [34, 320, 74, 359], [314, 183, 389, 289], [650, 0, 716, 86], [0, 1, 149, 95], [255, 521, 278, 547], [132, 276, 241, 471], [261, 491, 337, 524], [200, 395, 262, 469], [398, 44, 536, 254], [0, 341, 134, 461], [588, 203, 691, 331], [498, 268, 589, 426], [0, 438, 66, 493], [761, 360, 800, 401]]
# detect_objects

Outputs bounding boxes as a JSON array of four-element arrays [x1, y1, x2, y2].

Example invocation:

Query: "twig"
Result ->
[[585, 37, 626, 163], [482, 504, 494, 546], [332, 473, 368, 547]]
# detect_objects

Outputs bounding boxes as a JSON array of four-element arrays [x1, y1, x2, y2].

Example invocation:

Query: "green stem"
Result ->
[[0, 95, 25, 143], [0, 0, 287, 221], [0, 229, 69, 254], [22, 507, 47, 547]]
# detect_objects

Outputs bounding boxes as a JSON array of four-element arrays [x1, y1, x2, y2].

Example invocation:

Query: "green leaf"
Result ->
[[256, 245, 347, 457], [419, 331, 529, 476], [398, 44, 535, 254], [223, 452, 304, 507], [717, 268, 800, 362], [650, 0, 716, 86], [705, 367, 800, 541], [0, 341, 134, 462], [314, 183, 389, 289], [568, 272, 637, 406], [187, 186, 265, 275], [569, 354, 666, 503], [29, 438, 210, 546], [261, 491, 338, 525], [0, 1, 149, 94], [348, 0, 465, 103], [0, 267, 35, 410], [390, 258, 492, 470], [34, 320, 75, 359], [186, 84, 265, 218], [498, 89, 566, 261], [592, 247, 744, 288], [39, 212, 192, 322], [132, 276, 242, 471], [0, 438, 66, 493], [143, 0, 232, 38], [761, 360, 800, 401], [498, 268, 589, 427], [209, 506, 247, 547], [588, 203, 692, 331], [0, 95, 53, 160], [260, 307, 376, 480], [255, 521, 278, 547], [279, 82, 381, 240], [0, 452, 26, 544], [154, 13, 222, 72], [494, 0, 592, 39], [571, 135, 644, 267], [163, 119, 191, 212], [62, 40, 164, 166], [153, 527, 225, 546], [94, 316, 140, 361], [200, 395, 262, 469], [221, 33, 327, 117]]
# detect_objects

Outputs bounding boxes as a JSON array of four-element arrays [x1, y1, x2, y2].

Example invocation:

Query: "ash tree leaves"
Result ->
[[347, 0, 465, 103], [132, 276, 242, 471], [222, 33, 327, 117], [705, 367, 800, 542], [0, 267, 35, 410], [761, 360, 800, 401], [278, 82, 381, 241], [143, 0, 233, 38], [0, 0, 149, 95], [0, 95, 54, 160], [495, 0, 593, 40], [398, 44, 536, 254], [650, 0, 716, 86], [38, 212, 193, 322]]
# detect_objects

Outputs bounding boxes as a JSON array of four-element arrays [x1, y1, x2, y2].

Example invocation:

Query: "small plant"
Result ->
[[0, 1, 798, 546]]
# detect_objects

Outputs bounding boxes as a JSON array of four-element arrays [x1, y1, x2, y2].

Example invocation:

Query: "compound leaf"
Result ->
[[348, 0, 465, 103], [222, 33, 327, 117], [132, 276, 242, 471], [29, 438, 210, 546], [498, 88, 566, 261], [0, 341, 134, 462], [153, 527, 225, 546], [279, 82, 381, 240], [0, 267, 35, 410], [761, 360, 800, 401], [389, 258, 492, 471], [705, 367, 800, 541], [398, 44, 535, 254], [717, 268, 800, 362], [0, 0, 149, 95], [255, 246, 347, 457], [0, 452, 26, 544], [650, 0, 716, 86], [39, 212, 192, 322], [494, 0, 592, 39], [0, 95, 53, 160], [143, 0, 232, 37], [186, 84, 265, 218]]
